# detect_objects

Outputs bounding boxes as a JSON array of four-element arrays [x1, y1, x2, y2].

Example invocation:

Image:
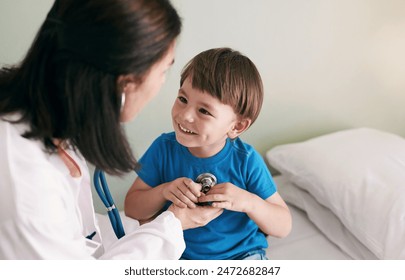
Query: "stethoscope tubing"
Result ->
[[93, 169, 125, 239]]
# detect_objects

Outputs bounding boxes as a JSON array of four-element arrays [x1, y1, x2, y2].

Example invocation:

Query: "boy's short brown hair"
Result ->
[[180, 48, 263, 125]]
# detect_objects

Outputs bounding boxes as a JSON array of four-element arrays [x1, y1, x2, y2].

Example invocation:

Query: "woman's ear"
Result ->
[[117, 74, 137, 94], [228, 118, 252, 139], [117, 74, 139, 122]]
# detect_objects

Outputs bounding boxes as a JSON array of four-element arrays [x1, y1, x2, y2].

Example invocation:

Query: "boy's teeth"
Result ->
[[180, 124, 195, 134]]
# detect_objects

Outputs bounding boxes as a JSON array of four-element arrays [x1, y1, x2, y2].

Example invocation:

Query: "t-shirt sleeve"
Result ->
[[245, 149, 277, 200]]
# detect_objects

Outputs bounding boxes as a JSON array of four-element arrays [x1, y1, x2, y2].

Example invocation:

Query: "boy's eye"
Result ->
[[199, 108, 212, 116], [178, 96, 187, 103]]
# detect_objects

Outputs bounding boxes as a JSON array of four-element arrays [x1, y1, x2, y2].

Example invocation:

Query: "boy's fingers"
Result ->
[[183, 179, 201, 197], [174, 188, 197, 208]]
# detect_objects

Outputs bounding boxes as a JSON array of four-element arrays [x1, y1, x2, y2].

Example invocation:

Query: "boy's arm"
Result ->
[[245, 192, 292, 238], [124, 177, 202, 222], [199, 184, 292, 238], [124, 177, 166, 222]]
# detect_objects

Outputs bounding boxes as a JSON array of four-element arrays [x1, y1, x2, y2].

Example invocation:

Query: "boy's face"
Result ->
[[171, 76, 240, 158]]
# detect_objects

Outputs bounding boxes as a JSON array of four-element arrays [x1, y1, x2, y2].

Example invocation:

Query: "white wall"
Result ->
[[1, 0, 405, 213], [170, 0, 405, 149]]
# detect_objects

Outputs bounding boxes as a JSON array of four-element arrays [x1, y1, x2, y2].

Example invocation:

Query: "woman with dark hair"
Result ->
[[0, 0, 222, 259]]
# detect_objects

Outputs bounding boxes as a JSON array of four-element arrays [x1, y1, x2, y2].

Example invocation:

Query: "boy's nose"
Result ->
[[181, 107, 195, 122]]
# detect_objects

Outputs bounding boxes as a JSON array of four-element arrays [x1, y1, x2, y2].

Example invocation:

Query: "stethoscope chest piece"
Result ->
[[195, 173, 217, 206], [196, 173, 217, 193]]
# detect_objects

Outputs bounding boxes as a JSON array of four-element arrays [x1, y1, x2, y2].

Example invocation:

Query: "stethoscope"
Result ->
[[93, 170, 217, 239], [93, 168, 126, 239]]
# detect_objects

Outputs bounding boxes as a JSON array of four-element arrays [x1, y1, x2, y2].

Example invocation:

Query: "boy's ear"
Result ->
[[228, 118, 252, 139]]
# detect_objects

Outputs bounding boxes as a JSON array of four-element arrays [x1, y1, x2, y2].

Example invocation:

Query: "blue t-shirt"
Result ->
[[136, 132, 277, 259]]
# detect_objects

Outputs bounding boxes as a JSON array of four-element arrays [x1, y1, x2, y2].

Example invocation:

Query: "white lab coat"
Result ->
[[0, 115, 185, 259]]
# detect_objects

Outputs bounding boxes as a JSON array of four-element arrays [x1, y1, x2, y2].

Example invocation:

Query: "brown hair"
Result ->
[[0, 0, 181, 175], [180, 47, 263, 125]]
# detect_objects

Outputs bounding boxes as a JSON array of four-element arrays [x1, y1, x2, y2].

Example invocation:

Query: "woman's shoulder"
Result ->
[[0, 113, 58, 175], [1, 113, 31, 147], [0, 113, 77, 218], [1, 113, 39, 148]]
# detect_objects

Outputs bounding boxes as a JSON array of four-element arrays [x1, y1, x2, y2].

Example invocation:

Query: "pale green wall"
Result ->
[[2, 0, 405, 213], [0, 0, 54, 65]]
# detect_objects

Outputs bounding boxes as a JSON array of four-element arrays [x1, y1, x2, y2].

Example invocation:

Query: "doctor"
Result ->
[[0, 0, 222, 259]]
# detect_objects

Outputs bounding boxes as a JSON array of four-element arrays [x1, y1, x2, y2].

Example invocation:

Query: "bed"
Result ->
[[264, 128, 405, 260]]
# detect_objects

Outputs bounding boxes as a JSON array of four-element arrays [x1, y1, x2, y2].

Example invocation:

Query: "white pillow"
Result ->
[[274, 175, 377, 259], [266, 128, 405, 259]]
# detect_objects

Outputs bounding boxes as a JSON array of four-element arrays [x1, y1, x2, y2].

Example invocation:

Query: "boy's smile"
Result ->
[[178, 123, 197, 135], [171, 77, 240, 158]]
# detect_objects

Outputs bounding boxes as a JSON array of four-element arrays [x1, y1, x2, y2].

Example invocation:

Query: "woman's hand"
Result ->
[[168, 204, 223, 230], [161, 177, 202, 209]]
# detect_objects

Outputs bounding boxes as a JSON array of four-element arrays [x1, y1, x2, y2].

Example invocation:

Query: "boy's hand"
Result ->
[[198, 182, 253, 213], [162, 177, 202, 208]]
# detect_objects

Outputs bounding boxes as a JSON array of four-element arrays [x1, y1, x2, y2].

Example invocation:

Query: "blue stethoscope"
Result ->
[[93, 169, 125, 239]]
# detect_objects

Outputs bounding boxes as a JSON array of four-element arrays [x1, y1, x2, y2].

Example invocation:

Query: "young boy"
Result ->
[[125, 48, 291, 260]]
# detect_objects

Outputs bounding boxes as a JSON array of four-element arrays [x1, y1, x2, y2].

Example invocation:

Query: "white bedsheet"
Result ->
[[266, 176, 352, 260], [266, 205, 351, 260]]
